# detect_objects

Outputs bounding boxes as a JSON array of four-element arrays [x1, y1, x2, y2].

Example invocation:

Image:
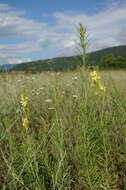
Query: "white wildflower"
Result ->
[[45, 99, 52, 103], [57, 72, 61, 76], [72, 95, 78, 98], [48, 107, 55, 110], [39, 87, 44, 90], [36, 92, 39, 96], [72, 76, 78, 80]]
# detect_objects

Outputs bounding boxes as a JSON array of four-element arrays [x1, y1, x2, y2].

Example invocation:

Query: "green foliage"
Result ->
[[101, 54, 126, 68], [88, 45, 126, 66], [0, 70, 126, 189]]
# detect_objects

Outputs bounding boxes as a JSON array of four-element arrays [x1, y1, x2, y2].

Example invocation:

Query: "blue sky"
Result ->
[[0, 0, 126, 64]]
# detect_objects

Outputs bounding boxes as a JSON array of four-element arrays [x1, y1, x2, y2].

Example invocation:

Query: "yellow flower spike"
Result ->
[[20, 93, 29, 130], [22, 117, 29, 131], [20, 94, 28, 108], [99, 85, 106, 92], [89, 70, 106, 94]]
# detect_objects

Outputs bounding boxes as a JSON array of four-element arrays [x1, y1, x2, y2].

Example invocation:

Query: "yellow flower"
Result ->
[[90, 71, 100, 81], [20, 94, 28, 107], [99, 84, 106, 92], [20, 93, 29, 130], [89, 70, 106, 94], [89, 71, 97, 77], [22, 117, 29, 131]]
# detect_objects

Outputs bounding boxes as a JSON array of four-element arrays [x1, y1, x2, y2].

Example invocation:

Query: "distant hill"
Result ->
[[0, 64, 16, 71], [88, 45, 126, 65], [6, 45, 126, 72]]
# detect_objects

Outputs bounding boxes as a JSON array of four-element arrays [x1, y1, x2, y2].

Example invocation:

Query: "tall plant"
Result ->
[[77, 23, 88, 68]]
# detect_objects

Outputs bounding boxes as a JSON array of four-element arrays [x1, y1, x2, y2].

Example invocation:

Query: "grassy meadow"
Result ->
[[0, 69, 126, 189]]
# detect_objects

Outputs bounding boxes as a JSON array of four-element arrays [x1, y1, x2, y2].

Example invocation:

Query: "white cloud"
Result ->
[[0, 4, 10, 11], [117, 26, 126, 44], [54, 6, 126, 53], [0, 12, 48, 39], [90, 37, 120, 51], [0, 2, 126, 64], [8, 58, 32, 64], [0, 41, 42, 57]]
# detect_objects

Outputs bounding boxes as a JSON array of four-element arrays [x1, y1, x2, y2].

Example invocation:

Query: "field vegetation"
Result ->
[[0, 69, 126, 189]]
